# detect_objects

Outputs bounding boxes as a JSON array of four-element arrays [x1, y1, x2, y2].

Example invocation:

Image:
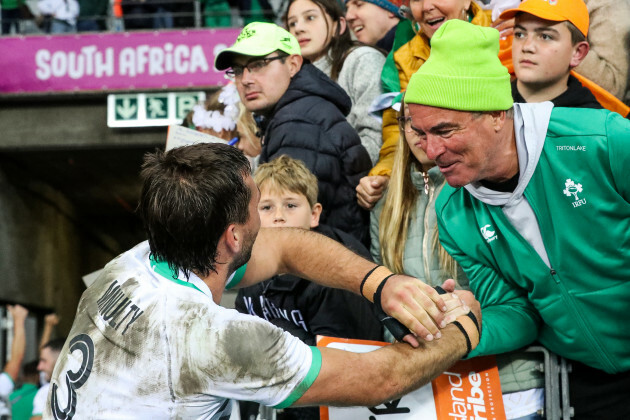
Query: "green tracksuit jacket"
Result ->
[[436, 105, 630, 374]]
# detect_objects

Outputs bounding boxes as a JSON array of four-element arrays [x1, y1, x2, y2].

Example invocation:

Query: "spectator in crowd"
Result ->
[[37, 0, 79, 33], [236, 155, 383, 420], [9, 361, 39, 420], [151, 0, 174, 29], [31, 338, 64, 420], [44, 142, 479, 418], [239, 0, 276, 24], [122, 0, 153, 30], [216, 22, 372, 243], [406, 19, 630, 418], [371, 98, 544, 419], [201, 0, 232, 27], [0, 305, 28, 404], [503, 0, 596, 107], [1, 0, 25, 35], [356, 0, 508, 210], [496, 0, 629, 117], [575, 0, 630, 105], [76, 0, 108, 31], [344, 0, 402, 51], [285, 0, 385, 165], [185, 83, 261, 169]]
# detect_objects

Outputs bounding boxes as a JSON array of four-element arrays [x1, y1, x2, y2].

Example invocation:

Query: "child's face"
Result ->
[[286, 0, 337, 62], [257, 187, 321, 229], [513, 15, 581, 89]]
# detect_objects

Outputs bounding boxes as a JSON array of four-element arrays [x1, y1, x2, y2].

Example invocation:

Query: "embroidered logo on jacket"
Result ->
[[480, 224, 497, 243], [563, 179, 587, 207]]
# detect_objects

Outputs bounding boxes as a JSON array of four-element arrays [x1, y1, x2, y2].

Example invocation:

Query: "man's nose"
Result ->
[[424, 135, 445, 160]]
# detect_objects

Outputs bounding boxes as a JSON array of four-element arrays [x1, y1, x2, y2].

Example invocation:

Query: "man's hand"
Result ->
[[7, 305, 28, 322], [356, 175, 389, 209], [379, 274, 450, 346]]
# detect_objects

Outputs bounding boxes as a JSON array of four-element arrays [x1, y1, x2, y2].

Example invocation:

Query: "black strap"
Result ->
[[453, 320, 472, 356], [360, 264, 381, 298]]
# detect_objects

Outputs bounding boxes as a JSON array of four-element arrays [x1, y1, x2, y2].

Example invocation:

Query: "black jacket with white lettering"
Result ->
[[234, 224, 383, 346], [257, 63, 372, 244]]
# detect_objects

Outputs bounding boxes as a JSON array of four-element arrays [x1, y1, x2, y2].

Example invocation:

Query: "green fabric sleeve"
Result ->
[[436, 205, 541, 357], [606, 111, 630, 203], [273, 347, 322, 409]]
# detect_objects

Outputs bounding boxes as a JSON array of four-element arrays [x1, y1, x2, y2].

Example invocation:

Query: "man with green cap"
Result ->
[[404, 18, 630, 418], [215, 22, 372, 244]]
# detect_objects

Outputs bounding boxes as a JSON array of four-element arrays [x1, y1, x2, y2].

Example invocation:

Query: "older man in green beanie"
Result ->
[[404, 18, 630, 418]]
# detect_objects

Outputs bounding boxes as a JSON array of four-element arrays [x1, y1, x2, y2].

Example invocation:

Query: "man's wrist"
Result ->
[[360, 265, 394, 303], [454, 313, 480, 355]]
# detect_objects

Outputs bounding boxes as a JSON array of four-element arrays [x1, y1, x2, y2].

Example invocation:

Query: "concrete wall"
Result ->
[[0, 93, 166, 335], [0, 169, 114, 333]]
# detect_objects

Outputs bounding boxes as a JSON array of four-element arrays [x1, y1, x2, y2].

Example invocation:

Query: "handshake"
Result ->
[[361, 265, 482, 355]]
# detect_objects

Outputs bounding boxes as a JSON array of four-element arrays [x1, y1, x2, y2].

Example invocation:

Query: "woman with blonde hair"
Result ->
[[370, 100, 462, 285]]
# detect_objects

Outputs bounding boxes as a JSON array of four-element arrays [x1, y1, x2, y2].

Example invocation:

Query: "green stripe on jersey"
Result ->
[[150, 256, 204, 295], [225, 264, 247, 289], [273, 346, 322, 409]]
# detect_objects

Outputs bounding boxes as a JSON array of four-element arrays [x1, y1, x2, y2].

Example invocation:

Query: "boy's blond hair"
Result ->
[[254, 155, 319, 207]]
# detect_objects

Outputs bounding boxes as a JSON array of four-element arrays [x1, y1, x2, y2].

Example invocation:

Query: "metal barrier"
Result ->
[[525, 346, 573, 419]]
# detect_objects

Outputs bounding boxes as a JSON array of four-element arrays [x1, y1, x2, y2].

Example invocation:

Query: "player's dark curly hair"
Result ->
[[139, 143, 251, 278]]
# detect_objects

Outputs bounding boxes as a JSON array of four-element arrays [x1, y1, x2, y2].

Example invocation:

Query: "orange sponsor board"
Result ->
[[318, 336, 505, 420], [433, 356, 505, 420]]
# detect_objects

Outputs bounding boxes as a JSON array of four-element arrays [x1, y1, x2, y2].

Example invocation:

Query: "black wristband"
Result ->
[[360, 265, 381, 298], [466, 311, 480, 335], [453, 320, 472, 356], [373, 273, 396, 311], [435, 285, 480, 336]]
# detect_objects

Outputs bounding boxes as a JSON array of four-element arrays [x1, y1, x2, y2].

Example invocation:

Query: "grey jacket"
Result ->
[[314, 46, 385, 165]]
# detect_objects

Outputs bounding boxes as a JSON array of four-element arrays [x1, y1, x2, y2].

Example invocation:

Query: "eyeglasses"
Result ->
[[226, 55, 286, 78]]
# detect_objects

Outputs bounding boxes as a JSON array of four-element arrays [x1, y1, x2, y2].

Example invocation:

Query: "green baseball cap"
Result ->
[[215, 22, 301, 71]]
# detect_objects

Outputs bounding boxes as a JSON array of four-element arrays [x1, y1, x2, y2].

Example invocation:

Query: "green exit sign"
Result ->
[[107, 92, 206, 127]]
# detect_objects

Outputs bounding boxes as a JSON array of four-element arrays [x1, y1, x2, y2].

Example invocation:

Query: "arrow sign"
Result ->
[[116, 98, 138, 120]]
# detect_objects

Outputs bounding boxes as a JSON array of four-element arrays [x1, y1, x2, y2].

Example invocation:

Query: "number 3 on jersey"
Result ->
[[51, 334, 95, 420]]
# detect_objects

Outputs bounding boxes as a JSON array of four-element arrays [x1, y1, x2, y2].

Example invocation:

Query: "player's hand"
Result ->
[[379, 274, 448, 347], [45, 313, 59, 326], [356, 175, 389, 209], [7, 304, 28, 321]]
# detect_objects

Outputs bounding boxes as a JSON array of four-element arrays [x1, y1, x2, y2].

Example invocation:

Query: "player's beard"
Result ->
[[228, 227, 257, 274]]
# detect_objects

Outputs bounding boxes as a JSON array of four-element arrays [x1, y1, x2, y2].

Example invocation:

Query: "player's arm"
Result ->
[[241, 227, 450, 342], [295, 290, 481, 407]]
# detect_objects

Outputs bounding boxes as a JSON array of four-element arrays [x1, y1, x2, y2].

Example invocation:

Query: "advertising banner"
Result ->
[[0, 29, 240, 94], [318, 336, 506, 420]]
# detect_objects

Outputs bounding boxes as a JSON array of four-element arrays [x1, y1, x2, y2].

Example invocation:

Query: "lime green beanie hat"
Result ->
[[405, 19, 513, 111]]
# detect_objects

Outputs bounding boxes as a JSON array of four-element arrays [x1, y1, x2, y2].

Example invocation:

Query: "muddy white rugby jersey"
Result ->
[[44, 241, 321, 419]]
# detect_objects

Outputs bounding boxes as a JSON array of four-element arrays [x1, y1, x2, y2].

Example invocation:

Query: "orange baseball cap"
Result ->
[[499, 0, 589, 37]]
